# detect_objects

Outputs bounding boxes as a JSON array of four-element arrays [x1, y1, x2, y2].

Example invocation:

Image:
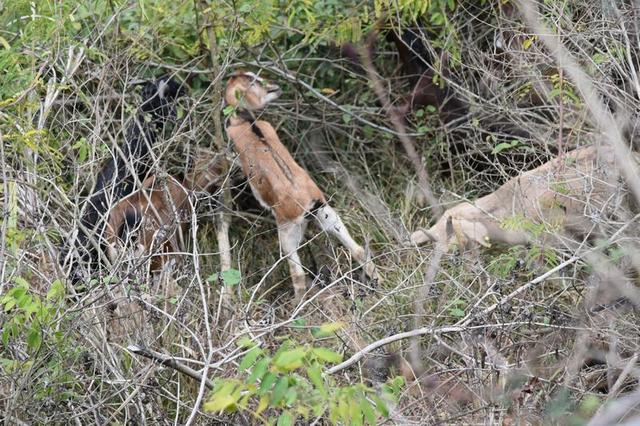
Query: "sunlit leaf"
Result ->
[[270, 377, 289, 406], [221, 269, 241, 286], [360, 398, 377, 425], [26, 327, 41, 350], [311, 321, 345, 339], [273, 347, 306, 371], [248, 357, 270, 383], [258, 372, 277, 395], [277, 411, 294, 426], [312, 347, 343, 364], [307, 363, 326, 396], [238, 346, 262, 373]]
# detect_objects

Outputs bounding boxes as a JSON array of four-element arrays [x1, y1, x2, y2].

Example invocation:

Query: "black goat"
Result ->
[[67, 77, 184, 284]]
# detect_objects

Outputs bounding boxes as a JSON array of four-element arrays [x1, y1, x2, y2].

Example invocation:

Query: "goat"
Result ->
[[105, 152, 226, 271], [341, 24, 467, 123], [68, 77, 184, 282], [410, 145, 633, 252], [224, 71, 380, 301]]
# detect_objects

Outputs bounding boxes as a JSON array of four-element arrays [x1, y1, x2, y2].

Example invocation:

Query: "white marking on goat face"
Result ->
[[227, 72, 282, 109], [243, 71, 264, 83]]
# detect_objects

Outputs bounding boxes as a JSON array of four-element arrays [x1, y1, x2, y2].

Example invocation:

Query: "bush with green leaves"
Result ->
[[2, 277, 65, 350], [1, 278, 87, 410], [204, 337, 404, 425]]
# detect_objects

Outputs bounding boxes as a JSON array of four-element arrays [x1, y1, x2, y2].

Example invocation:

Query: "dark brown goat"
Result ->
[[104, 152, 225, 271], [67, 77, 184, 282], [341, 24, 467, 123]]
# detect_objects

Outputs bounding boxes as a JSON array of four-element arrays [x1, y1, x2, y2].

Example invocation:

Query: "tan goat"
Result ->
[[224, 71, 380, 300], [105, 152, 226, 270], [411, 145, 632, 251]]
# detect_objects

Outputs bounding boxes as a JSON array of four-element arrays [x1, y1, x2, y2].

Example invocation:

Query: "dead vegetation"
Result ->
[[3, 0, 640, 424]]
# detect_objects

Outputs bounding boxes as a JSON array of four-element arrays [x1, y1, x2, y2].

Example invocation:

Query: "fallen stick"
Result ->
[[127, 344, 214, 390]]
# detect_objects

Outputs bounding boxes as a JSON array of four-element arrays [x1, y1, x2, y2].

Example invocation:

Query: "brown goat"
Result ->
[[105, 152, 225, 270], [224, 71, 380, 301], [411, 145, 633, 251]]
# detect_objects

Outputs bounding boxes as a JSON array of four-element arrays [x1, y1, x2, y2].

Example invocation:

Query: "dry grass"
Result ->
[[3, 0, 640, 424]]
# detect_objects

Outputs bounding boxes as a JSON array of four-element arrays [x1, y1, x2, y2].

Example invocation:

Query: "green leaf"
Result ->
[[350, 400, 364, 426], [270, 377, 289, 406], [274, 347, 306, 371], [491, 142, 513, 155], [277, 411, 294, 426], [548, 88, 562, 100], [3, 299, 16, 312], [237, 336, 255, 348], [311, 321, 345, 339], [291, 318, 306, 328], [307, 363, 326, 396], [449, 308, 465, 317], [373, 395, 389, 417], [360, 398, 377, 425], [203, 381, 238, 412], [238, 3, 252, 13], [223, 105, 235, 116], [47, 279, 65, 301], [27, 327, 41, 350], [221, 269, 241, 286], [258, 372, 278, 395], [284, 386, 298, 405], [248, 357, 270, 383], [387, 376, 405, 395], [593, 53, 607, 65], [9, 288, 25, 302], [14, 276, 29, 289], [209, 269, 241, 286], [0, 36, 10, 50], [430, 12, 444, 25], [238, 346, 262, 373], [256, 394, 269, 415], [2, 329, 10, 347], [580, 395, 601, 415], [338, 398, 350, 422], [16, 294, 32, 309], [312, 347, 343, 364]]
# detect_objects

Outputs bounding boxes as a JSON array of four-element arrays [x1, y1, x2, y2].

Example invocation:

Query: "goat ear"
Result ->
[[228, 69, 246, 79]]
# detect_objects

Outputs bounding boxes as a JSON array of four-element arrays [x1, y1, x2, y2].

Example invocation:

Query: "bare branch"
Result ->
[[127, 345, 214, 389]]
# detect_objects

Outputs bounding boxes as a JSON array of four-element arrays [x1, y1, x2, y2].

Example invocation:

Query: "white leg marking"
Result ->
[[314, 205, 379, 280], [278, 221, 307, 300]]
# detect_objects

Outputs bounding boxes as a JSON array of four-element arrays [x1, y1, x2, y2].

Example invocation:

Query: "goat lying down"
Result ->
[[411, 145, 634, 251], [105, 152, 226, 271], [224, 71, 380, 301]]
